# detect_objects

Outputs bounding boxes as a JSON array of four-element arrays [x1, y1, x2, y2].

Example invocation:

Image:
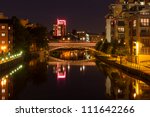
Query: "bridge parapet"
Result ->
[[48, 42, 96, 51]]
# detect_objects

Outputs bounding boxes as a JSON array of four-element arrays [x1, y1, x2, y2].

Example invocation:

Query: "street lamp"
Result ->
[[135, 42, 139, 64]]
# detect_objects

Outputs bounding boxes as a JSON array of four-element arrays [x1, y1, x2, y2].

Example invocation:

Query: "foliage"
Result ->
[[95, 39, 129, 56], [12, 16, 31, 52], [27, 25, 48, 49], [12, 16, 48, 53]]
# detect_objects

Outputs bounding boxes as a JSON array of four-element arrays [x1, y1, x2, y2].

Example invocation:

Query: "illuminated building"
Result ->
[[0, 12, 13, 54], [56, 64, 66, 79], [53, 19, 66, 37], [89, 33, 103, 42], [105, 0, 150, 63]]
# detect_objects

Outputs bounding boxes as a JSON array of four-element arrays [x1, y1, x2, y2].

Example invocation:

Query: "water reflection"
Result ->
[[96, 61, 150, 99], [50, 49, 93, 61], [0, 65, 23, 100], [1, 56, 150, 99]]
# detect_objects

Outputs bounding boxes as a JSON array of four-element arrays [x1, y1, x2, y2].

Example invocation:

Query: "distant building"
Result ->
[[0, 12, 13, 54], [71, 30, 102, 42], [53, 19, 66, 37], [89, 33, 104, 42]]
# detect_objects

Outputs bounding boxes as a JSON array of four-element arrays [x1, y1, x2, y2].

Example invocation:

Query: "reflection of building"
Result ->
[[106, 0, 150, 63], [105, 76, 111, 96], [0, 77, 13, 100], [0, 12, 13, 54], [0, 64, 22, 100], [56, 64, 66, 79], [53, 19, 66, 37]]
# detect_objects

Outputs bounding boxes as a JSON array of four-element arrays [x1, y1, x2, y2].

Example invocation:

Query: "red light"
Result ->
[[57, 71, 66, 79], [56, 64, 66, 79], [57, 19, 66, 26]]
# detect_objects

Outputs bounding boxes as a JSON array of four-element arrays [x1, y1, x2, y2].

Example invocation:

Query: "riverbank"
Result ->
[[94, 51, 150, 84]]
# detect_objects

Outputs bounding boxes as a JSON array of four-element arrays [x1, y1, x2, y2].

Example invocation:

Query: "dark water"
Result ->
[[1, 58, 150, 100]]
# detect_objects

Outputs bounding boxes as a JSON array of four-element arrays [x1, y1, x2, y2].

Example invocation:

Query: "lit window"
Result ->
[[1, 33, 6, 37], [9, 41, 10, 44], [2, 89, 5, 93], [141, 18, 149, 26], [1, 25, 6, 29], [118, 27, 125, 33], [8, 27, 11, 30], [2, 96, 5, 100], [2, 41, 5, 44], [133, 20, 136, 27], [140, 12, 150, 15]]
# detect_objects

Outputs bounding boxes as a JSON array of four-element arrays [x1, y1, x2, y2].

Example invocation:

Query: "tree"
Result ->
[[27, 24, 48, 49], [12, 16, 31, 52]]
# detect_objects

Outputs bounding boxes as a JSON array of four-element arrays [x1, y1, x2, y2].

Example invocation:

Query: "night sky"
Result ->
[[0, 0, 114, 33]]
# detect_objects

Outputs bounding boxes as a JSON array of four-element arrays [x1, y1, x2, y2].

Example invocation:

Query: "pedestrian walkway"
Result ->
[[95, 50, 150, 75], [108, 56, 150, 75]]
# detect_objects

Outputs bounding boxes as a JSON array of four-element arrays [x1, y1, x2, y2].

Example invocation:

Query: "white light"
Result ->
[[68, 65, 70, 70], [140, 2, 145, 5], [2, 89, 5, 93], [82, 65, 85, 71]]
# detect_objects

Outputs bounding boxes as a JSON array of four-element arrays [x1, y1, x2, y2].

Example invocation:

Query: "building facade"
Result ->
[[53, 19, 66, 37], [106, 0, 150, 63], [0, 12, 13, 54]]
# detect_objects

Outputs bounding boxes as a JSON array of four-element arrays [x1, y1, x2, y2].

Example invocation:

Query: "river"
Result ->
[[0, 50, 150, 100]]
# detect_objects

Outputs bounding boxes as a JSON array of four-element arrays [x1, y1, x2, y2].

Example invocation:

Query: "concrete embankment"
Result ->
[[95, 55, 150, 85], [0, 57, 23, 75]]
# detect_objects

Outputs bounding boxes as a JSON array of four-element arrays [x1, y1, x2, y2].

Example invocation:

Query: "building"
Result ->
[[0, 12, 13, 54], [89, 33, 104, 42], [105, 0, 150, 63], [53, 19, 66, 37]]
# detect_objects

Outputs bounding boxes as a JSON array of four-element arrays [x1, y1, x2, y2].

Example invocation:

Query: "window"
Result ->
[[2, 89, 5, 93], [1, 25, 6, 29], [2, 96, 5, 100], [118, 27, 125, 33], [2, 41, 5, 44], [133, 20, 136, 27], [140, 18, 149, 26], [1, 33, 6, 37], [140, 12, 150, 15], [8, 27, 11, 30]]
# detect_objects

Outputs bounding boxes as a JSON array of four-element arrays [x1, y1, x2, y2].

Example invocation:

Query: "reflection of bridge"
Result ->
[[48, 42, 96, 51], [48, 61, 96, 66], [48, 56, 96, 66]]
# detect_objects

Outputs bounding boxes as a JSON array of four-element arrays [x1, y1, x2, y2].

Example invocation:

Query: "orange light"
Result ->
[[1, 46, 6, 50]]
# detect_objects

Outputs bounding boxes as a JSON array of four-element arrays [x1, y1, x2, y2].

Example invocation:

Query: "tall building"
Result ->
[[105, 0, 150, 63], [0, 12, 13, 54], [53, 19, 66, 37]]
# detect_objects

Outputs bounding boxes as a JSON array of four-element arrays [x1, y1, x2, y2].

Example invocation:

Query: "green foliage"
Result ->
[[115, 46, 129, 56], [95, 39, 129, 56]]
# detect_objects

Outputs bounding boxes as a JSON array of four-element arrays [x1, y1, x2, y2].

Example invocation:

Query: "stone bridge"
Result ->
[[48, 42, 96, 51]]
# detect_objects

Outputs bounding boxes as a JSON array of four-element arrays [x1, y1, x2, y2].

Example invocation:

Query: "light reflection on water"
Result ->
[[0, 65, 23, 100], [0, 58, 150, 100]]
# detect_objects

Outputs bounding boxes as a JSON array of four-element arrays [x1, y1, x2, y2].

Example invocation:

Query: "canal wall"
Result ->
[[95, 55, 150, 85], [0, 57, 23, 75]]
